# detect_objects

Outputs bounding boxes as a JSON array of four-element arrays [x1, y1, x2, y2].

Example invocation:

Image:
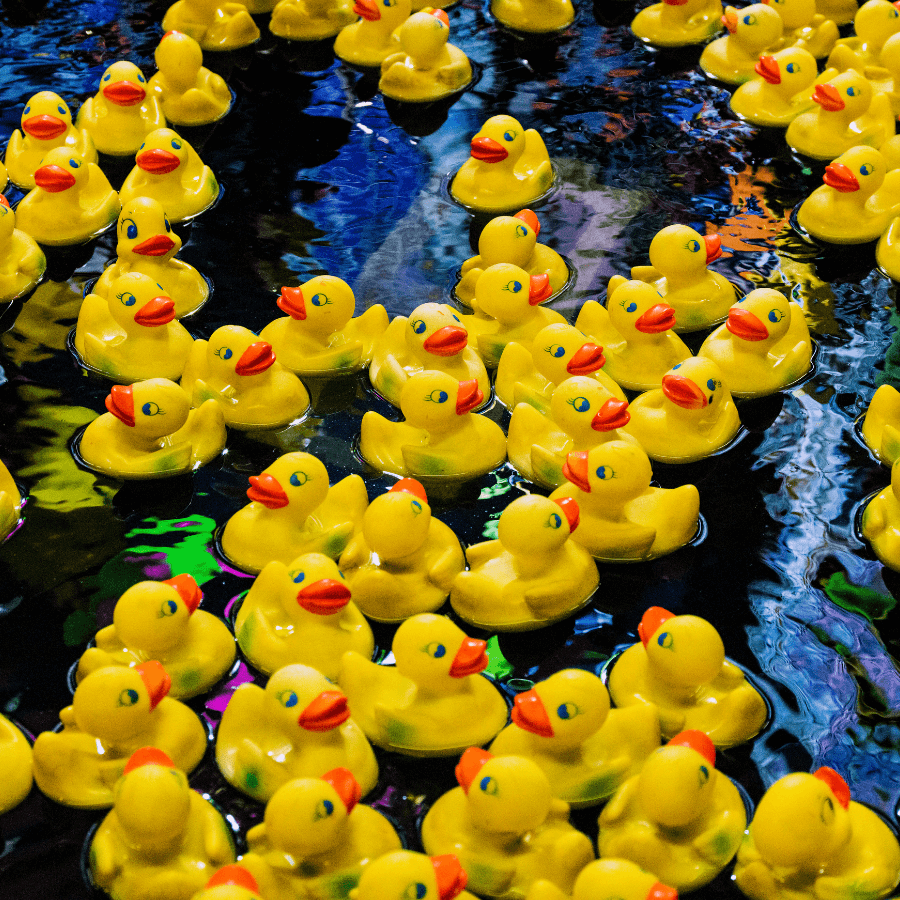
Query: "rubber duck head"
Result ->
[[496, 493, 580, 558], [405, 303, 468, 361], [761, 0, 816, 30], [277, 275, 356, 340], [205, 324, 276, 382], [245, 451, 331, 519], [726, 288, 794, 347], [116, 196, 181, 262], [572, 859, 678, 900], [648, 225, 722, 279], [104, 379, 191, 441], [362, 478, 432, 560], [135, 128, 193, 178], [98, 61, 149, 109], [477, 209, 540, 268], [531, 323, 606, 385], [197, 866, 263, 900], [563, 441, 653, 504], [469, 115, 530, 170], [106, 271, 177, 332], [852, 0, 900, 49], [399, 370, 483, 431], [880, 30, 900, 78], [475, 262, 552, 323], [607, 280, 677, 338], [399, 10, 451, 65], [283, 552, 353, 618], [352, 0, 412, 30], [264, 663, 352, 735], [391, 613, 489, 689], [821, 145, 886, 198], [812, 70, 873, 119], [0, 195, 15, 244], [155, 30, 204, 91], [33, 146, 90, 196], [549, 376, 631, 438], [721, 4, 783, 53], [660, 357, 730, 415], [353, 850, 468, 900], [20, 91, 74, 143], [753, 47, 818, 97]]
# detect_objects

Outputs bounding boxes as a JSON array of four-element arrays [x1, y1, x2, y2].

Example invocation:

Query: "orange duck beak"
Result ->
[[136, 660, 171, 710], [432, 855, 468, 900], [424, 326, 468, 356], [278, 286, 306, 319], [755, 55, 781, 84], [562, 450, 590, 492], [322, 766, 361, 813], [823, 162, 860, 193], [528, 273, 552, 305], [206, 866, 260, 893], [566, 342, 605, 374], [813, 82, 845, 112], [554, 495, 580, 531], [704, 234, 722, 264], [134, 295, 175, 326], [455, 379, 483, 414], [592, 397, 630, 431], [648, 883, 679, 900], [103, 80, 146, 106], [163, 573, 203, 614], [106, 384, 135, 427], [354, 0, 380, 19], [296, 578, 352, 615], [512, 688, 554, 737], [455, 747, 492, 792], [133, 233, 176, 256], [813, 766, 851, 809], [298, 689, 351, 731], [34, 164, 75, 192], [514, 208, 540, 235], [722, 7, 738, 32], [661, 372, 707, 409], [137, 148, 181, 174], [726, 306, 769, 341], [638, 606, 674, 646], [635, 303, 677, 333], [235, 341, 276, 376], [247, 472, 289, 508], [448, 637, 488, 677], [23, 114, 67, 140], [470, 136, 508, 163]]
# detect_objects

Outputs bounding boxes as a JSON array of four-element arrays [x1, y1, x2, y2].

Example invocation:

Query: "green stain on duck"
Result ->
[[385, 717, 414, 747]]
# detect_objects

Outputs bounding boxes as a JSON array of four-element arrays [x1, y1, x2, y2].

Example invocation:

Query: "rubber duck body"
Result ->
[[827, 0, 900, 72], [221, 451, 368, 574], [699, 4, 785, 85], [181, 324, 310, 430], [735, 767, 900, 900], [334, 0, 413, 69], [195, 867, 264, 900], [259, 277, 389, 377], [450, 494, 600, 631], [0, 456, 22, 542], [490, 669, 660, 807], [766, 0, 840, 58], [0, 713, 33, 814], [525, 859, 678, 900], [861, 457, 900, 570], [270, 0, 357, 40], [0, 194, 46, 302], [597, 731, 746, 892], [161, 0, 262, 51], [33, 661, 207, 808], [78, 379, 227, 479], [631, 0, 724, 48], [861, 383, 900, 465], [338, 479, 465, 623], [4, 91, 97, 190], [339, 613, 509, 756], [421, 748, 596, 898], [698, 288, 812, 398], [75, 574, 236, 699], [88, 748, 236, 900], [609, 606, 768, 747], [490, 0, 574, 33], [354, 850, 474, 900], [216, 663, 379, 803], [548, 442, 700, 562]]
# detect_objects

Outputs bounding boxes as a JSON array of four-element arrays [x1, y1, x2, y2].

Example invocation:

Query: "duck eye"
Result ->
[[768, 309, 784, 322], [686, 240, 700, 253], [137, 73, 145, 82], [214, 347, 233, 360], [786, 62, 796, 73], [672, 362, 682, 369], [69, 158, 81, 168], [403, 884, 428, 900], [503, 130, 516, 141], [743, 13, 756, 24], [706, 379, 717, 391], [23, 106, 30, 115], [860, 164, 873, 176], [625, 302, 637, 313], [595, 465, 615, 480], [546, 512, 562, 529], [292, 570, 305, 584], [57, 104, 67, 114], [411, 500, 423, 515], [480, 775, 499, 795], [126, 222, 138, 239], [657, 631, 674, 649], [411, 319, 426, 334], [119, 292, 137, 306], [278, 690, 299, 707], [451, 313, 460, 322], [425, 390, 449, 403], [290, 470, 309, 486], [164, 218, 171, 233], [504, 280, 523, 293], [118, 688, 139, 707], [821, 796, 835, 824], [699, 765, 710, 785], [311, 293, 331, 307], [567, 396, 590, 412], [384, 0, 395, 6], [557, 702, 578, 719], [159, 599, 178, 617], [546, 344, 565, 358], [847, 86, 857, 96], [142, 402, 161, 416], [103, 73, 112, 81], [516, 225, 528, 237], [171, 139, 182, 149], [424, 641, 446, 658], [314, 799, 334, 820]]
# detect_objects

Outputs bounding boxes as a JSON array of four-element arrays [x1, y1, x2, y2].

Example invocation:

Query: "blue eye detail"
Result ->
[[658, 631, 674, 649], [549, 345, 565, 358], [412, 319, 426, 334], [103, 73, 111, 81], [707, 379, 716, 391], [786, 62, 796, 73], [596, 466, 614, 480], [557, 702, 577, 719], [452, 314, 460, 321], [480, 776, 499, 795], [847, 86, 857, 96], [861, 164, 873, 175], [164, 218, 171, 232], [569, 396, 590, 412], [69, 158, 81, 168], [415, 886, 427, 900], [673, 363, 682, 369], [425, 642, 446, 658], [127, 223, 138, 239], [547, 513, 561, 529], [503, 131, 515, 141], [699, 765, 710, 785], [279, 690, 299, 707], [411, 500, 423, 515], [160, 599, 178, 616], [687, 240, 699, 252], [516, 225, 528, 237], [768, 309, 784, 323], [57, 104, 67, 114], [171, 139, 182, 149], [23, 106, 30, 115], [426, 390, 448, 403], [118, 688, 139, 706], [119, 292, 137, 306], [293, 571, 305, 583], [290, 471, 308, 486], [626, 302, 637, 313], [215, 347, 233, 360], [311, 293, 329, 306], [142, 402, 161, 416], [315, 799, 334, 819], [743, 14, 754, 24], [505, 280, 522, 293]]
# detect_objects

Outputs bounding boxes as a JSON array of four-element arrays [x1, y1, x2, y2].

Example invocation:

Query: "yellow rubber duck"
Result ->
[[450, 115, 554, 214], [421, 748, 595, 898], [338, 478, 465, 623], [827, 0, 900, 72], [609, 606, 769, 747], [490, 669, 660, 807], [149, 31, 233, 127], [75, 574, 237, 699], [0, 160, 6, 191], [238, 769, 402, 900], [598, 731, 746, 893], [360, 370, 507, 480], [766, 0, 840, 58], [877, 208, 900, 281], [3, 91, 97, 190], [181, 324, 310, 430], [490, 0, 574, 32], [0, 193, 46, 303], [92, 196, 210, 318], [450, 494, 600, 631], [161, 0, 261, 51], [74, 272, 195, 382], [861, 384, 900, 465], [334, 0, 412, 69], [697, 288, 812, 398], [861, 457, 900, 570], [735, 766, 900, 900], [216, 663, 379, 803], [526, 859, 678, 900], [194, 866, 264, 900], [0, 455, 23, 542], [0, 713, 33, 814], [14, 145, 119, 246], [699, 4, 785, 85], [221, 451, 368, 574], [574, 281, 691, 392], [258, 276, 389, 377], [338, 613, 509, 756], [548, 442, 700, 562], [88, 747, 236, 900], [630, 0, 724, 48], [33, 661, 207, 808], [353, 850, 474, 900], [270, 0, 356, 40], [120, 127, 219, 223]]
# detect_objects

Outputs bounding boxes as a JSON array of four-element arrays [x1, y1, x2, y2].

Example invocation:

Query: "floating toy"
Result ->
[[609, 606, 769, 747], [334, 0, 412, 68], [697, 288, 812, 398], [355, 851, 473, 900], [14, 146, 119, 246], [490, 669, 660, 807], [220, 451, 368, 574], [574, 281, 691, 392], [339, 613, 509, 756], [181, 324, 309, 430], [526, 859, 678, 900], [0, 194, 46, 302], [148, 31, 233, 126], [827, 0, 900, 71], [88, 748, 236, 900], [861, 457, 900, 570], [32, 661, 206, 808], [195, 867, 264, 900], [0, 160, 5, 191], [548, 442, 700, 562], [258, 277, 389, 377], [270, 0, 356, 39], [817, 0, 859, 25], [0, 713, 33, 814], [490, 0, 574, 32], [161, 0, 261, 51], [699, 4, 784, 85], [338, 479, 465, 622], [630, 0, 724, 48], [450, 494, 599, 631], [77, 379, 227, 479], [360, 370, 506, 480], [450, 115, 554, 213], [877, 213, 900, 281], [3, 91, 97, 190], [75, 574, 236, 699], [767, 0, 840, 57], [734, 767, 900, 900], [421, 748, 595, 898], [597, 731, 745, 892], [861, 384, 900, 465], [92, 197, 210, 318], [216, 663, 379, 803], [0, 457, 23, 541]]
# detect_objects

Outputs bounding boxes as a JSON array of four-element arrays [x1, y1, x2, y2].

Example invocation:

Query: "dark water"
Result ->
[[2, 0, 900, 897]]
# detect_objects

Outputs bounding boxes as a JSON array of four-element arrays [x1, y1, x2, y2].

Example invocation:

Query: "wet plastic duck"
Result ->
[[181, 324, 310, 430], [120, 127, 219, 223], [450, 115, 554, 214], [827, 0, 900, 72], [78, 379, 227, 479], [354, 851, 474, 900], [421, 748, 596, 898], [862, 384, 900, 465], [195, 867, 264, 900], [0, 456, 22, 542], [216, 663, 379, 803], [161, 0, 261, 51], [765, 0, 840, 58], [490, 669, 660, 807], [258, 277, 389, 377], [75, 574, 236, 699], [338, 479, 465, 622], [548, 442, 700, 562], [450, 494, 600, 631], [360, 370, 506, 480], [14, 146, 119, 246], [877, 210, 900, 281], [92, 196, 209, 318], [0, 193, 45, 302], [490, 0, 574, 32], [575, 281, 691, 392], [74, 272, 194, 382], [697, 288, 812, 398], [597, 731, 746, 893], [238, 769, 402, 900], [609, 606, 769, 747], [525, 859, 678, 900], [88, 748, 236, 900], [270, 0, 356, 40], [3, 91, 97, 190], [0, 713, 33, 814], [339, 613, 509, 755], [631, 0, 724, 48], [699, 4, 785, 85], [861, 457, 900, 571], [334, 0, 412, 69], [735, 766, 900, 900], [221, 451, 368, 574], [32, 661, 206, 808]]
